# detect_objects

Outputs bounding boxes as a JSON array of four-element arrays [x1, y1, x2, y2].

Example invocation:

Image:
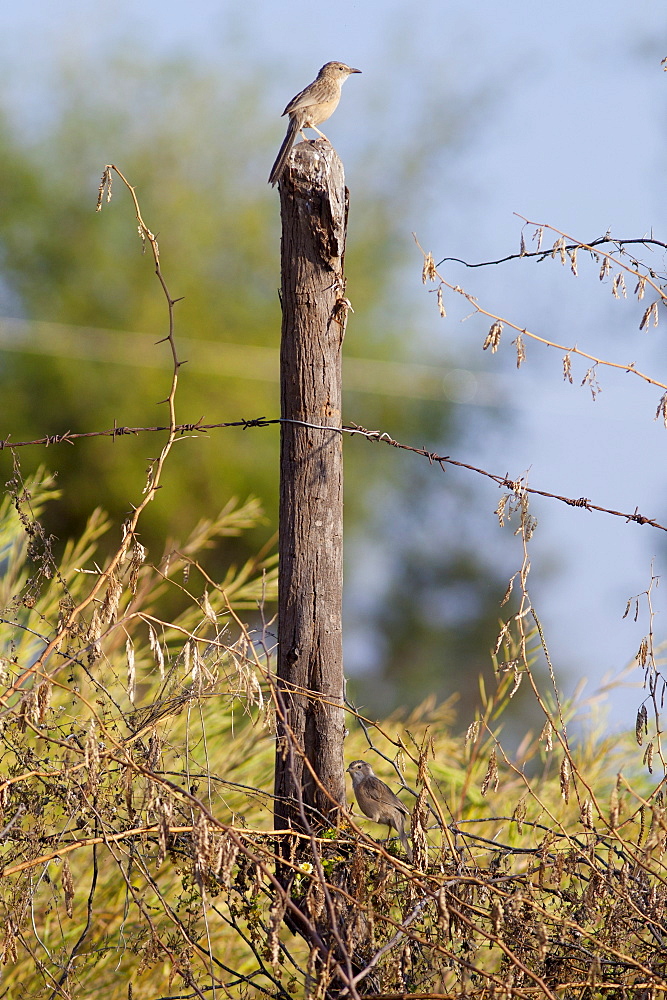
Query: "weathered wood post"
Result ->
[[274, 139, 348, 840]]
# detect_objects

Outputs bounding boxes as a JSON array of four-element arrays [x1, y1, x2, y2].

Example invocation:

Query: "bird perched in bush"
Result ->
[[346, 759, 412, 861]]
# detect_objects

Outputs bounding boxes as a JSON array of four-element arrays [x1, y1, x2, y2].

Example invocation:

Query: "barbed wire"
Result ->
[[1, 414, 664, 533], [0, 416, 272, 450]]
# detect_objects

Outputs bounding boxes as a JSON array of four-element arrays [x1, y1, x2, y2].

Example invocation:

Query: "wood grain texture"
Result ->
[[274, 139, 348, 835]]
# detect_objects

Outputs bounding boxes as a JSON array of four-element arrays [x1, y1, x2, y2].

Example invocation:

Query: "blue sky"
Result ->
[[1, 0, 666, 731]]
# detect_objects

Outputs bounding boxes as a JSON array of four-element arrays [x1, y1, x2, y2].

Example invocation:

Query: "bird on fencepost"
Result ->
[[346, 759, 413, 861], [268, 61, 361, 186]]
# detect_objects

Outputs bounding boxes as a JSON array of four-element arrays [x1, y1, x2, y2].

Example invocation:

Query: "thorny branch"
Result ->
[[1, 165, 184, 705], [1, 416, 664, 532], [438, 224, 667, 279], [418, 219, 667, 401]]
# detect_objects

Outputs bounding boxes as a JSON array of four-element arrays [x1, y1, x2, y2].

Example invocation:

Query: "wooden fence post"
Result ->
[[274, 139, 348, 840]]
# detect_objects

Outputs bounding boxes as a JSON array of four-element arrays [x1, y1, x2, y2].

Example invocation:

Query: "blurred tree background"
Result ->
[[0, 46, 526, 722]]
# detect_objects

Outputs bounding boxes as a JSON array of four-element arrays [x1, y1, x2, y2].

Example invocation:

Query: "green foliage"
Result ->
[[1, 38, 665, 1000], [0, 471, 664, 998], [0, 468, 278, 994], [0, 54, 423, 551]]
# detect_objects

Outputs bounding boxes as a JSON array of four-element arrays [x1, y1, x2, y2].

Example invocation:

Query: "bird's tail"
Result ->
[[268, 115, 300, 186], [397, 814, 413, 863]]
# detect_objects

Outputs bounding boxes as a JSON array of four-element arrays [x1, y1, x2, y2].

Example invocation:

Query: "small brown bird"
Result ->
[[347, 759, 413, 861], [268, 61, 361, 186]]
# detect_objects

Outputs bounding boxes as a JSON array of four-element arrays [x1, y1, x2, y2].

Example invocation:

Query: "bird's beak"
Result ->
[[350, 68, 362, 74]]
